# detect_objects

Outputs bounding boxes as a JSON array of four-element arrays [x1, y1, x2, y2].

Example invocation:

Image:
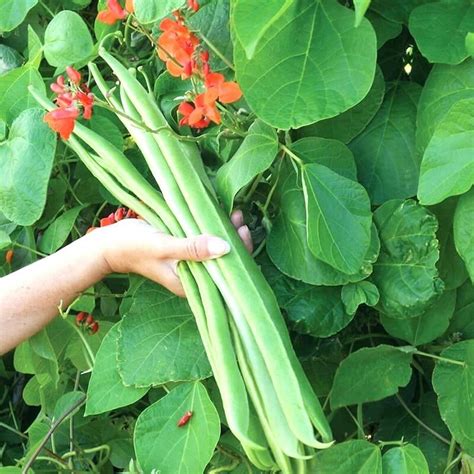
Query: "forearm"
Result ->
[[0, 230, 110, 354]]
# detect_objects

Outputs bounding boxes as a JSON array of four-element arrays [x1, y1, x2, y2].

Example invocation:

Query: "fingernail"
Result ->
[[207, 237, 231, 257]]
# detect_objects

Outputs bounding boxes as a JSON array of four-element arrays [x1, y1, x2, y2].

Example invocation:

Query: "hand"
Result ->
[[95, 210, 252, 296]]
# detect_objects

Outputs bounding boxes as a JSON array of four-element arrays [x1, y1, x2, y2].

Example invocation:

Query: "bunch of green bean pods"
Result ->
[[30, 47, 333, 473]]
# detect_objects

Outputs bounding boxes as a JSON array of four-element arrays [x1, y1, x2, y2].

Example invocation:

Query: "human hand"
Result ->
[[95, 210, 252, 296]]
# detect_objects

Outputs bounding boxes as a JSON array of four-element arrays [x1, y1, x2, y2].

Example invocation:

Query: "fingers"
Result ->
[[160, 234, 231, 262], [237, 225, 253, 253], [231, 210, 244, 229]]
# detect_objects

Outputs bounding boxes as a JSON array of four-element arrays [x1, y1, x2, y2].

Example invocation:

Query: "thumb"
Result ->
[[163, 234, 231, 262]]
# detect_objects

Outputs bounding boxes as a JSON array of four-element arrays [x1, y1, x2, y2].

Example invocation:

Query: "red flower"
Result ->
[[5, 249, 14, 265], [187, 0, 199, 12], [88, 321, 100, 335], [100, 213, 116, 227], [76, 312, 87, 326], [178, 91, 220, 129], [44, 107, 80, 140], [205, 73, 242, 104], [51, 75, 66, 94], [66, 66, 81, 85], [97, 0, 128, 25], [114, 207, 126, 221], [76, 91, 94, 120], [125, 0, 134, 13]]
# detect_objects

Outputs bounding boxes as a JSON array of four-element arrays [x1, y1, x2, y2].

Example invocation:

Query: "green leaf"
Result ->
[[28, 25, 43, 69], [341, 281, 379, 315], [409, 1, 474, 65], [134, 0, 184, 23], [267, 160, 379, 285], [302, 163, 373, 274], [89, 114, 124, 151], [416, 59, 474, 156], [454, 189, 474, 282], [297, 66, 385, 144], [314, 440, 382, 474], [53, 391, 85, 421], [0, 0, 38, 33], [418, 98, 474, 205], [284, 284, 354, 338], [234, 0, 377, 129], [232, 0, 293, 59], [0, 65, 46, 124], [331, 345, 414, 409], [372, 199, 444, 319], [0, 45, 22, 76], [370, 0, 430, 24], [188, 0, 232, 72], [134, 382, 220, 474], [0, 230, 10, 250], [380, 290, 456, 346], [449, 280, 474, 339], [118, 281, 211, 387], [350, 82, 422, 205], [86, 323, 148, 416], [432, 197, 469, 291], [216, 120, 278, 213], [377, 392, 450, 473], [354, 0, 371, 27], [44, 11, 94, 68], [432, 340, 474, 454], [466, 32, 474, 57], [291, 137, 358, 180], [38, 206, 83, 254], [382, 444, 429, 474], [0, 108, 56, 226], [366, 11, 403, 49]]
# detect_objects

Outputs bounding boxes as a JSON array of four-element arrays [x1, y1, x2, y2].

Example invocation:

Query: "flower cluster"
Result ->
[[87, 206, 139, 234], [97, 0, 134, 25], [44, 66, 94, 140], [76, 312, 100, 335], [157, 9, 242, 129]]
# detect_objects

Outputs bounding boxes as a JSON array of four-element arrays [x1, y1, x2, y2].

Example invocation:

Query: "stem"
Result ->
[[395, 394, 451, 446], [357, 404, 364, 439], [22, 395, 86, 473], [415, 350, 466, 367], [65, 317, 96, 368], [445, 437, 457, 473], [280, 143, 303, 166], [13, 242, 47, 258], [197, 31, 235, 71]]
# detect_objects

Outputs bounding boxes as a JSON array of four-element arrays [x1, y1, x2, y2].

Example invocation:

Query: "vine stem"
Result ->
[[197, 31, 235, 71], [22, 394, 86, 473], [395, 394, 451, 446], [65, 317, 96, 368], [414, 350, 466, 367], [279, 143, 303, 165], [445, 437, 457, 473]]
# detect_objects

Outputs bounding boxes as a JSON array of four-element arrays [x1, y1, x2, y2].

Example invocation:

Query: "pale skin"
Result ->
[[0, 211, 252, 355]]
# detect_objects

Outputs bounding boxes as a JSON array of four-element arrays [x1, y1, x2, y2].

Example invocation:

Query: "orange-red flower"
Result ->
[[97, 0, 132, 25], [205, 73, 242, 104], [187, 0, 199, 12], [158, 18, 199, 78], [44, 107, 80, 140], [178, 91, 221, 129], [76, 91, 94, 120], [66, 66, 81, 85]]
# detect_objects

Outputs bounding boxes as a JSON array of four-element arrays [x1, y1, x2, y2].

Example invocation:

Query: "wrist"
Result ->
[[82, 227, 114, 277]]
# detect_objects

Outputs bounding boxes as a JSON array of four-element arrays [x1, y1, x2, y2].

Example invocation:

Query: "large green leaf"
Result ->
[[314, 440, 382, 474], [380, 290, 456, 346], [291, 137, 358, 180], [118, 281, 211, 387], [44, 11, 94, 68], [283, 284, 354, 338], [370, 0, 430, 24], [134, 0, 184, 23], [216, 120, 278, 213], [0, 0, 38, 33], [418, 98, 474, 205], [38, 206, 83, 254], [86, 323, 148, 416], [409, 1, 474, 65], [448, 280, 474, 339], [382, 444, 429, 474], [297, 66, 385, 144], [454, 188, 474, 282], [302, 163, 373, 274], [366, 11, 403, 49], [331, 345, 414, 409], [0, 108, 56, 226], [350, 82, 422, 204], [354, 0, 371, 27], [231, 0, 293, 59], [371, 199, 444, 319], [267, 160, 379, 285], [432, 197, 469, 291], [134, 382, 220, 474], [377, 392, 451, 474], [433, 340, 474, 454], [0, 65, 45, 124], [234, 0, 377, 129], [416, 60, 474, 155]]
